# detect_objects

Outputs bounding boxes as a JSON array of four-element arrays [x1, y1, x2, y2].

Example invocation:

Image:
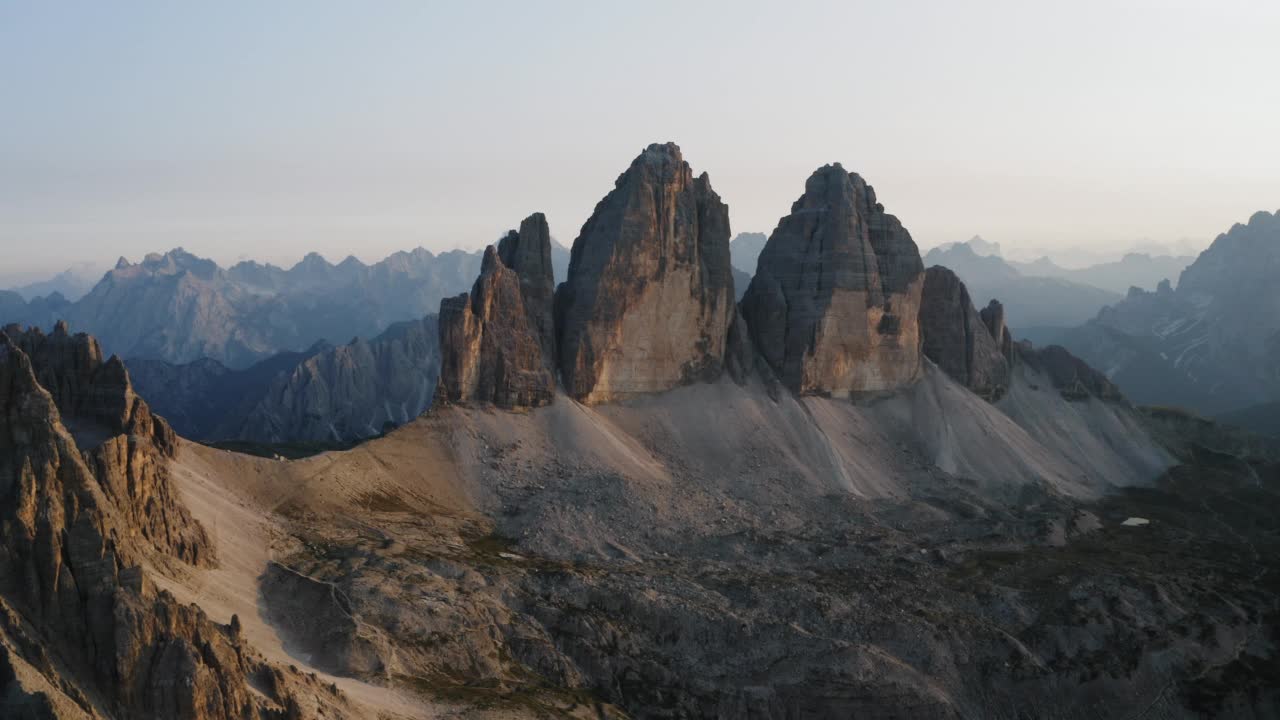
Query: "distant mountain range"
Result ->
[[128, 315, 440, 444], [923, 242, 1123, 329], [1041, 209, 1280, 424], [729, 231, 767, 275], [1007, 252, 1194, 295], [1, 261, 105, 302], [1, 241, 569, 368]]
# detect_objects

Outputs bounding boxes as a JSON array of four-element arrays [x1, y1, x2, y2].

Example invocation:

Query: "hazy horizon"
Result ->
[[3, 1, 1278, 276]]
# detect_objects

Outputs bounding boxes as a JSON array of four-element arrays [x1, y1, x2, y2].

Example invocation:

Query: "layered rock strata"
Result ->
[[554, 142, 735, 403], [740, 164, 925, 397]]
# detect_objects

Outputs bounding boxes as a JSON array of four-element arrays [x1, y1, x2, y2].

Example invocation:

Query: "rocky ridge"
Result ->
[[238, 315, 440, 443], [3, 321, 212, 566], [0, 326, 330, 720], [1053, 209, 1280, 416]]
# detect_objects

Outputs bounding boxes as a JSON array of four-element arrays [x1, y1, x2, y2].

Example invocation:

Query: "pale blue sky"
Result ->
[[2, 1, 1278, 274]]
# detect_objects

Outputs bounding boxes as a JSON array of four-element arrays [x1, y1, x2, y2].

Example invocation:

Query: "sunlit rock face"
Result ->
[[741, 164, 925, 397], [554, 142, 735, 403], [436, 246, 556, 409]]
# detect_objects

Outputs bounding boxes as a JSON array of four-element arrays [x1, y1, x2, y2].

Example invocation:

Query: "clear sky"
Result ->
[[2, 0, 1278, 274]]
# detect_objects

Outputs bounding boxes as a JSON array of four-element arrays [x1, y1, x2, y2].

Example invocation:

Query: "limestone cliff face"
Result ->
[[0, 332, 303, 720], [498, 213, 557, 371], [919, 267, 1010, 400], [3, 322, 210, 566], [436, 246, 556, 408], [554, 143, 735, 403], [740, 165, 925, 397]]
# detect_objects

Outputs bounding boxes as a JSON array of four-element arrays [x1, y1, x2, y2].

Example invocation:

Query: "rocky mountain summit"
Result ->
[[554, 143, 736, 403], [741, 164, 925, 396], [728, 231, 767, 275], [498, 213, 558, 367], [1051, 209, 1280, 417]]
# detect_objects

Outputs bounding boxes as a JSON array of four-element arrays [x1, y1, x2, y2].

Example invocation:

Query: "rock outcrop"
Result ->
[[436, 246, 556, 409], [919, 267, 1009, 400], [497, 213, 558, 371], [979, 299, 1014, 363], [3, 321, 211, 566], [740, 164, 925, 397], [0, 330, 303, 720], [554, 143, 735, 403]]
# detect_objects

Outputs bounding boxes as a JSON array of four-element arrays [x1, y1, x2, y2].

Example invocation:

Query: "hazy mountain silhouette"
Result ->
[[923, 241, 1121, 329], [1048, 210, 1280, 416], [0, 240, 570, 369]]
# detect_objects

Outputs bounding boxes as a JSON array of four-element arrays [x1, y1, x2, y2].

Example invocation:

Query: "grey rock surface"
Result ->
[[741, 164, 925, 397], [555, 143, 735, 403]]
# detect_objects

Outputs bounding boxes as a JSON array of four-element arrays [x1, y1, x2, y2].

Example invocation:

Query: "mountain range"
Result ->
[[0, 262, 105, 302], [922, 242, 1123, 329], [1, 243, 569, 369], [1008, 252, 1195, 295], [2, 143, 1277, 719], [1046, 209, 1280, 421]]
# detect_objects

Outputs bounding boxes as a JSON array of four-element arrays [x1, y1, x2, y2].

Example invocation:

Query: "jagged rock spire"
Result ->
[[436, 242, 556, 409], [497, 212, 557, 371]]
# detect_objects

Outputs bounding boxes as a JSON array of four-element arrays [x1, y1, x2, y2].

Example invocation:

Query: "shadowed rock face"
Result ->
[[919, 267, 1010, 400], [497, 212, 557, 371], [554, 142, 735, 403], [1017, 342, 1123, 401], [741, 164, 925, 397], [437, 247, 556, 409], [979, 299, 1013, 364]]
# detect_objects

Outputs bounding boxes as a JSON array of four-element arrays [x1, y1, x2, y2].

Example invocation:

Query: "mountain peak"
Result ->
[[742, 164, 925, 397], [557, 144, 733, 402]]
